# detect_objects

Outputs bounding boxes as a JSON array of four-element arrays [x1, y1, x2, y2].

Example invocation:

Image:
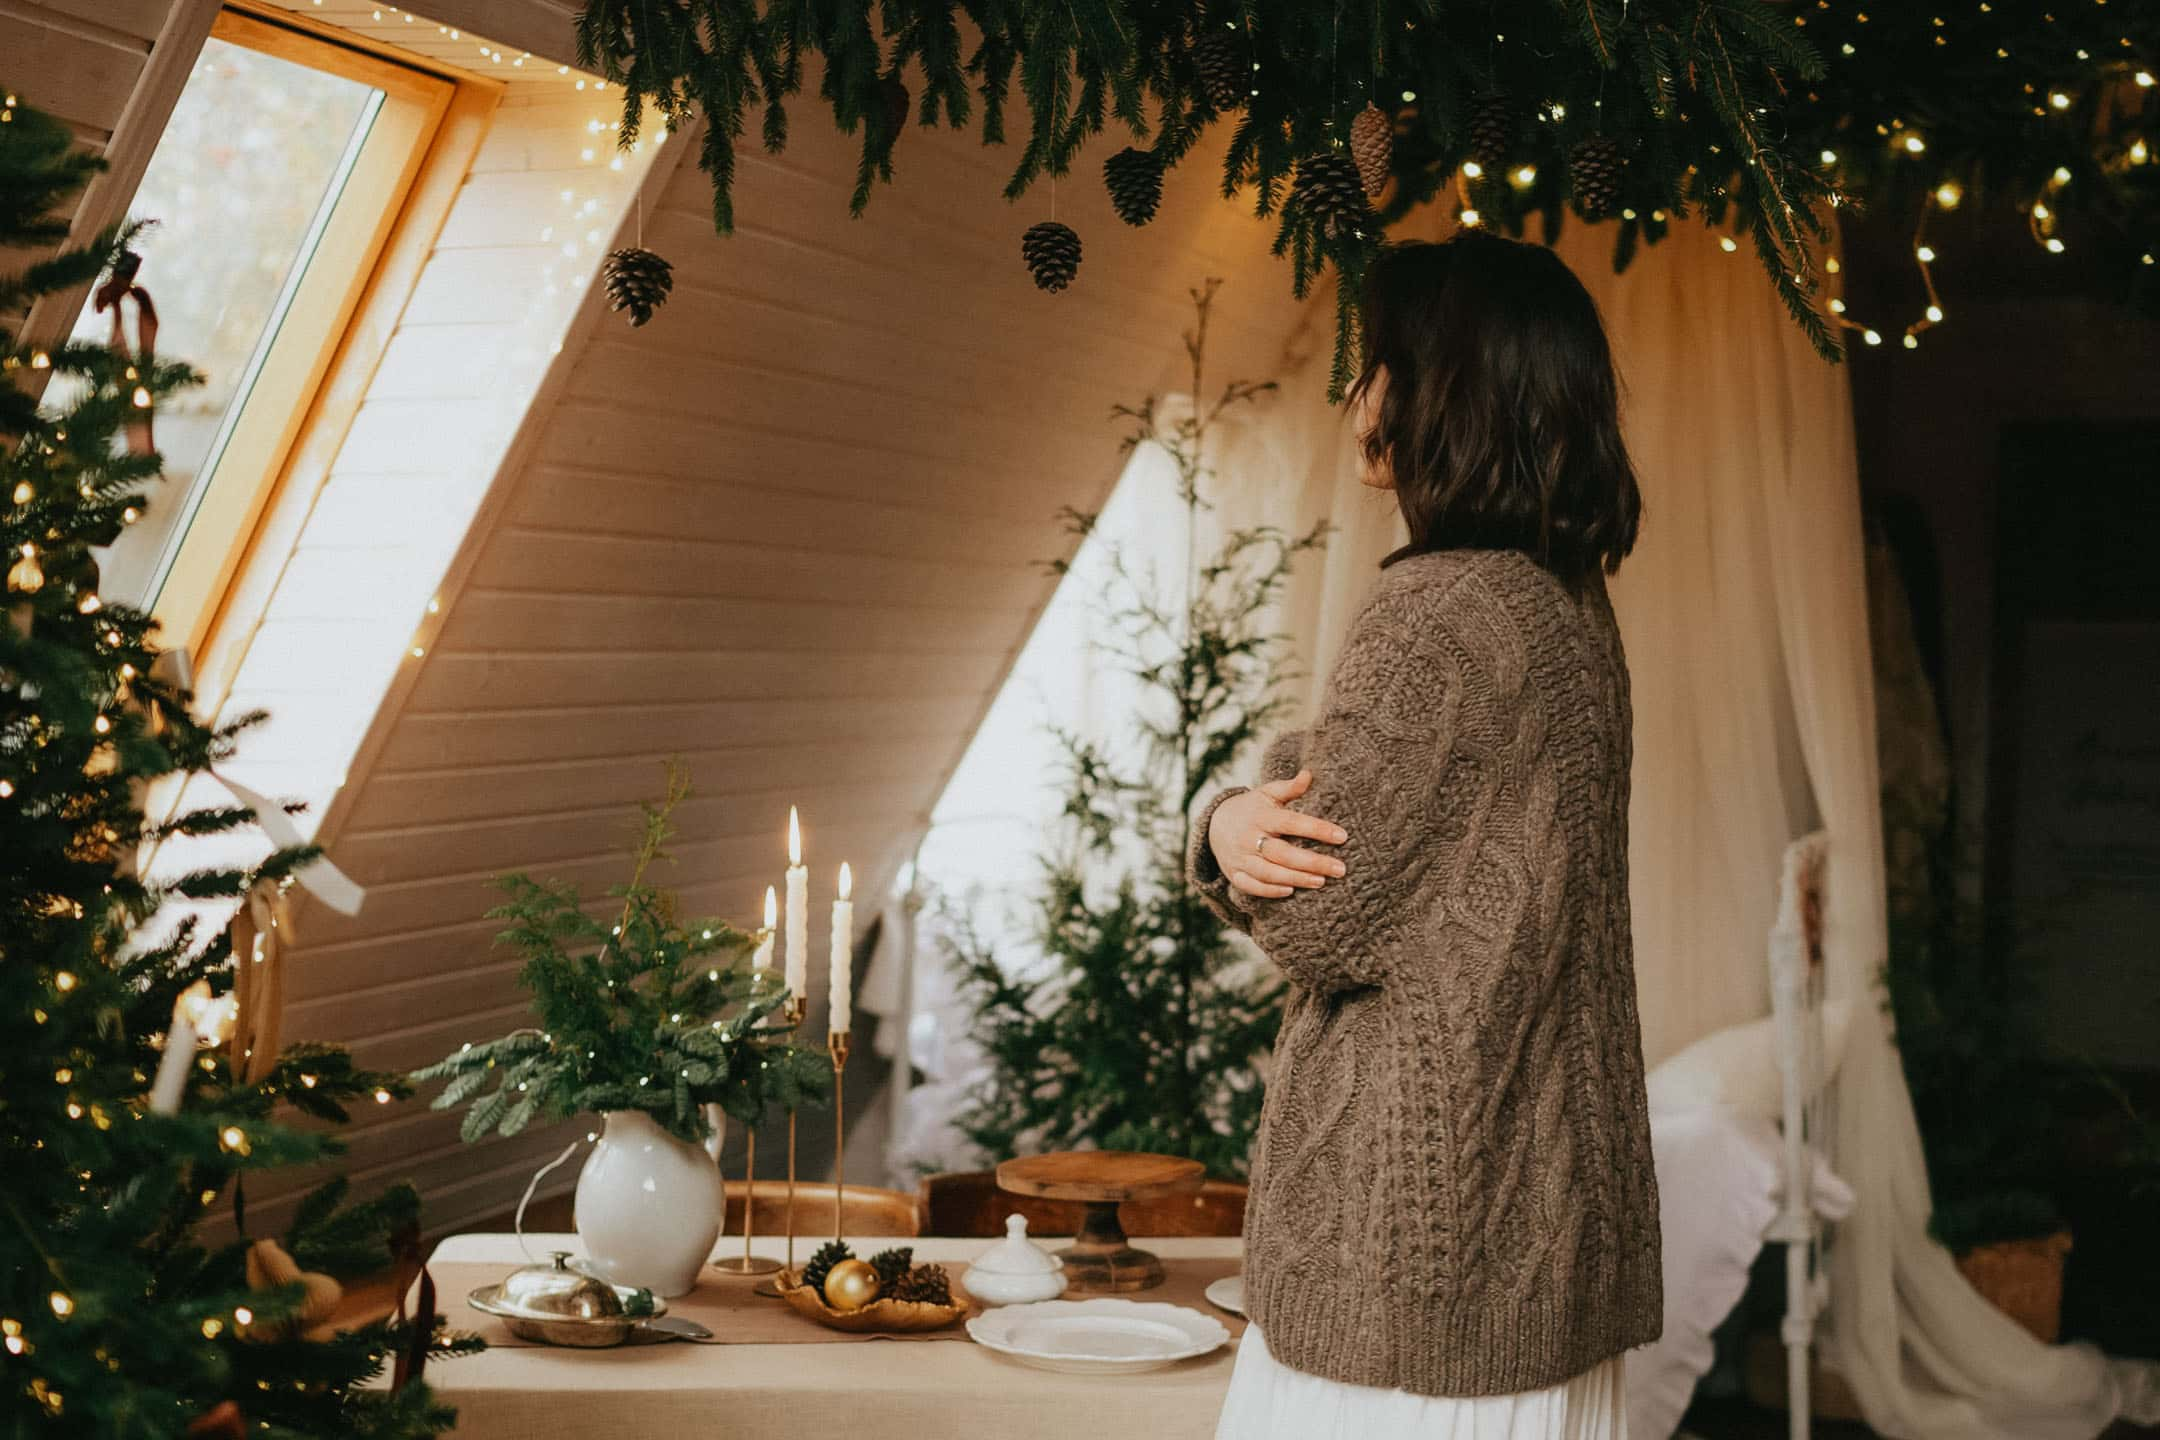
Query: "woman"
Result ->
[[1189, 233, 1660, 1439]]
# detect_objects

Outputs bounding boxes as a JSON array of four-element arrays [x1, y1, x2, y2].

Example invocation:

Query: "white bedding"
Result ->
[[1627, 1104, 1855, 1440]]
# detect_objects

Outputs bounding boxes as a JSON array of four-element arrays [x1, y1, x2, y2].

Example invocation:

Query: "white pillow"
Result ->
[[1645, 1000, 1852, 1120]]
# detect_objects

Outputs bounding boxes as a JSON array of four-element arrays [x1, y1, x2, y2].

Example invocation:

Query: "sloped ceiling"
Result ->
[[271, 50, 1319, 1227]]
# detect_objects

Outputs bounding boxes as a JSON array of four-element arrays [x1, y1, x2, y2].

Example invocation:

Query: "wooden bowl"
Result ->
[[774, 1270, 969, 1333]]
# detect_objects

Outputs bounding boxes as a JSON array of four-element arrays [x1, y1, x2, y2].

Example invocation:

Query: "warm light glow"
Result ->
[[1511, 164, 1537, 186], [2032, 201, 2051, 220], [2132, 140, 2150, 165], [2045, 237, 2066, 253], [373, 1088, 393, 1104], [200, 1318, 223, 1338], [1902, 333, 1919, 350], [1934, 181, 1962, 208], [178, 984, 238, 1047], [48, 1294, 71, 1319], [787, 806, 802, 866], [234, 1307, 252, 1326], [1719, 236, 1739, 252], [1820, 149, 1837, 165], [838, 862, 853, 901], [2053, 166, 2072, 184], [1916, 245, 1936, 263], [2137, 71, 2154, 87], [763, 886, 777, 928], [2048, 91, 2071, 110], [1862, 329, 1883, 346], [1461, 161, 1483, 179], [1926, 304, 1944, 323], [1459, 208, 1482, 227], [1903, 135, 1926, 154]]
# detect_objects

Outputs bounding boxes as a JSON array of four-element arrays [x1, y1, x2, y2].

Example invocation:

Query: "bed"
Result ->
[[1630, 831, 1848, 1440]]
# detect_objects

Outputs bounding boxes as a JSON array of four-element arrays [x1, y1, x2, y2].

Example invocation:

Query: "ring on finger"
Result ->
[[1254, 832, 1269, 856]]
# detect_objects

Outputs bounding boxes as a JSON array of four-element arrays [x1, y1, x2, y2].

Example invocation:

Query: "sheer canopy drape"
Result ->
[[874, 216, 2159, 1439]]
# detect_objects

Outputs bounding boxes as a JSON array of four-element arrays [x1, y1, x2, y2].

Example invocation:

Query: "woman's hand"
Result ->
[[1207, 770, 1349, 900]]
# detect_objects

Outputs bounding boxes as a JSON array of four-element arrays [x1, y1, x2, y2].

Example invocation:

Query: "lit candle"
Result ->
[[783, 808, 809, 1004], [752, 885, 776, 971], [148, 980, 238, 1115], [829, 862, 854, 1034]]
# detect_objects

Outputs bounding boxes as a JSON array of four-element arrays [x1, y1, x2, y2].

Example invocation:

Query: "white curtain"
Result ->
[[866, 214, 2159, 1438]]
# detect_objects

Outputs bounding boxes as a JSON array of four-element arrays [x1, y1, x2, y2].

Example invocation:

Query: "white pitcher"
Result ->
[[573, 1110, 723, 1296]]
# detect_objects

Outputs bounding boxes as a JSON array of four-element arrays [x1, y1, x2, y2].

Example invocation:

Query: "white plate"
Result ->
[[967, 1298, 1230, 1375], [1204, 1274, 1245, 1316]]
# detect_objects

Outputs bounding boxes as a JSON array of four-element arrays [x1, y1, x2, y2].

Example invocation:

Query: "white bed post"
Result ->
[[1768, 832, 1830, 1440]]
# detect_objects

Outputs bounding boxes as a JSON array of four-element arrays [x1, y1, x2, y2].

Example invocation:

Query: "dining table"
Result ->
[[415, 1232, 1247, 1438]]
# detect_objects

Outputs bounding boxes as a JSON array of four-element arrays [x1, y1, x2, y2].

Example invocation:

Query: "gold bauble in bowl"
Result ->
[[821, 1258, 881, 1312]]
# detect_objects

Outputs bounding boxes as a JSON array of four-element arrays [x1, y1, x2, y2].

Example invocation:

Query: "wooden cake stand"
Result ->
[[995, 1151, 1205, 1293]]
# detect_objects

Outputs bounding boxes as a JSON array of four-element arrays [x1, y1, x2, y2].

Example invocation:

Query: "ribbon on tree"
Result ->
[[93, 250, 157, 457]]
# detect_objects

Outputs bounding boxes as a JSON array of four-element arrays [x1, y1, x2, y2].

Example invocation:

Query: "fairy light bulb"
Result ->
[[1719, 236, 1739, 252], [1925, 304, 1944, 323], [1462, 161, 1483, 179], [1903, 135, 1926, 154], [1862, 329, 1883, 346], [1459, 208, 1482, 228], [2045, 237, 2066, 253], [1934, 181, 1962, 208], [1916, 245, 1936, 263]]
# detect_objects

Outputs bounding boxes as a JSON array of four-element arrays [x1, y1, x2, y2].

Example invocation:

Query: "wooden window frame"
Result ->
[[145, 7, 470, 665]]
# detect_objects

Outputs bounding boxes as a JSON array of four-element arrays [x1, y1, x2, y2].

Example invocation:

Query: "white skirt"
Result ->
[[1215, 1327, 1628, 1440]]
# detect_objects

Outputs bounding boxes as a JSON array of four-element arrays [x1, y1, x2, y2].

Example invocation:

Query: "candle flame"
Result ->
[[763, 885, 777, 927], [787, 806, 801, 866], [837, 861, 852, 901]]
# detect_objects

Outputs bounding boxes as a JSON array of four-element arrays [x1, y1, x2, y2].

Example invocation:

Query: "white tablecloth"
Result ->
[[420, 1233, 1241, 1438]]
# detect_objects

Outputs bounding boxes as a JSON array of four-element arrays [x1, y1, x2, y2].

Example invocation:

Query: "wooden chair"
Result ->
[[917, 1170, 1246, 1238], [462, 1182, 919, 1244], [725, 1181, 919, 1238]]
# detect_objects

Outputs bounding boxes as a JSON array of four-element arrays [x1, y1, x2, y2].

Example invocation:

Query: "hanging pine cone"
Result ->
[[1021, 220, 1082, 292], [1292, 150, 1371, 240], [1192, 27, 1244, 111], [881, 75, 911, 139], [890, 1263, 952, 1306], [799, 1239, 852, 1297], [601, 246, 673, 327], [867, 1246, 915, 1291], [1569, 136, 1624, 219], [1104, 147, 1165, 226], [1468, 94, 1514, 171], [1349, 102, 1393, 201]]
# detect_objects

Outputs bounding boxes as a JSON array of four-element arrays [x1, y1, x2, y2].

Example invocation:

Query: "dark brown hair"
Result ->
[[1350, 234, 1642, 583]]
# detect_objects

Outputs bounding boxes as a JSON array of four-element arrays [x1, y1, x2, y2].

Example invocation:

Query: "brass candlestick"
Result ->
[[754, 994, 808, 1298], [710, 1121, 782, 1277], [828, 1029, 851, 1241]]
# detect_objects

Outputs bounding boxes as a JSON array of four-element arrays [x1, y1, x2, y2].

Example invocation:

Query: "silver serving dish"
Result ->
[[467, 1251, 668, 1347]]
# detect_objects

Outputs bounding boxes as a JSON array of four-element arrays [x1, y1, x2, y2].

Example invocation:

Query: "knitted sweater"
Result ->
[[1188, 548, 1661, 1398]]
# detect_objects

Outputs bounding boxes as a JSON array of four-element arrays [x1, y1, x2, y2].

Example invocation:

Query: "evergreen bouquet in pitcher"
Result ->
[[413, 765, 829, 1293]]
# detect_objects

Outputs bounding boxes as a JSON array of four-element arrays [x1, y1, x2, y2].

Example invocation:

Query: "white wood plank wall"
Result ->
[[273, 100, 1310, 1235]]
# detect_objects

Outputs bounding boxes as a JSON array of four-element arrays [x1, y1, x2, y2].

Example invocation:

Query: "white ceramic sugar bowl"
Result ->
[[959, 1214, 1067, 1306]]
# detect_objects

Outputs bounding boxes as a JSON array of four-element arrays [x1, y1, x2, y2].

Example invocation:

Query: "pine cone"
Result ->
[[881, 75, 911, 139], [1468, 94, 1513, 172], [1192, 27, 1244, 111], [1021, 220, 1082, 292], [602, 246, 673, 327], [867, 1246, 915, 1290], [799, 1239, 852, 1297], [890, 1263, 952, 1306], [1349, 102, 1393, 201], [1291, 149, 1371, 240], [1569, 136, 1624, 219], [1104, 147, 1165, 226]]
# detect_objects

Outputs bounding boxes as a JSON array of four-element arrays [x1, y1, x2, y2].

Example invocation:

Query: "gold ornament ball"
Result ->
[[822, 1258, 881, 1312]]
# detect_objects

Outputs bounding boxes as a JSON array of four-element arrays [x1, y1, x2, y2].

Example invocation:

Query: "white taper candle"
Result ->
[[752, 885, 776, 970], [783, 808, 809, 1003], [829, 862, 854, 1033]]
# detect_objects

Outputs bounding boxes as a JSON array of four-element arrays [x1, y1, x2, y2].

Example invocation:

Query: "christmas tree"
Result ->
[[1, 96, 472, 1436], [954, 282, 1323, 1178]]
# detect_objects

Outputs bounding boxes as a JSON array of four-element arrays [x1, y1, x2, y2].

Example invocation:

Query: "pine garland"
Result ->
[[574, 1, 2156, 392], [0, 98, 473, 1438]]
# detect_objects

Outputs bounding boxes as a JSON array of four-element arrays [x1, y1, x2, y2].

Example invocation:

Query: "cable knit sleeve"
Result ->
[[1239, 595, 1466, 994], [1186, 731, 1306, 932]]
